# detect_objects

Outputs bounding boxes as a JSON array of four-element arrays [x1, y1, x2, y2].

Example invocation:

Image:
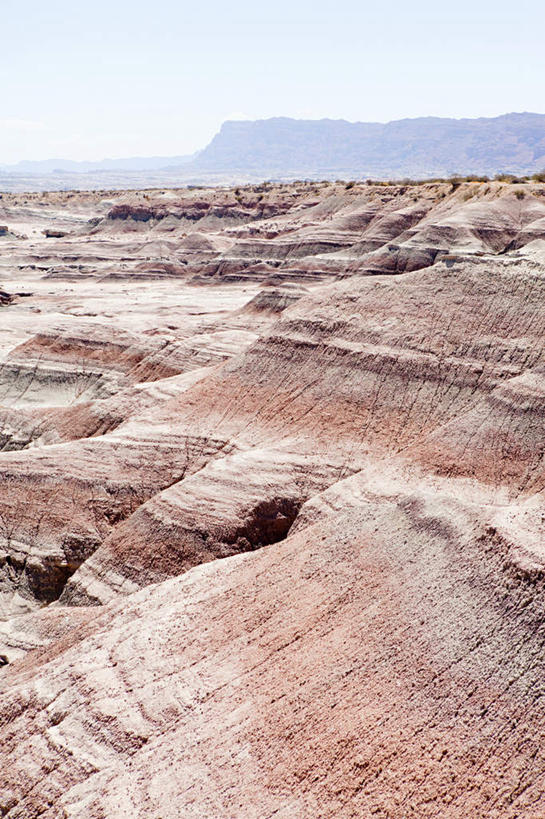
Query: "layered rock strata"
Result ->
[[1, 181, 545, 817]]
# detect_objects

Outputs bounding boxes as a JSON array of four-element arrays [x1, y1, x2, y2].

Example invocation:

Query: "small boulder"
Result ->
[[42, 228, 67, 238]]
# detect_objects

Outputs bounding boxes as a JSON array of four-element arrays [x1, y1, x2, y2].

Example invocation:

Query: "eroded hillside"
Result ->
[[1, 180, 545, 817]]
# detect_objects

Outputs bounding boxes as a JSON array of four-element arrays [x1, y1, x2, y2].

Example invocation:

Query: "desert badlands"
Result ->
[[2, 179, 545, 817]]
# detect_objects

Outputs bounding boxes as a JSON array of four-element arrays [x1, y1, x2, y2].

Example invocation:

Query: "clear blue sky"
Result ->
[[1, 0, 543, 162]]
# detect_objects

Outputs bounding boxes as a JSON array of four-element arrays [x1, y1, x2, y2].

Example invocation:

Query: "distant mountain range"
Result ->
[[193, 113, 545, 178], [0, 154, 194, 174], [1, 113, 544, 186]]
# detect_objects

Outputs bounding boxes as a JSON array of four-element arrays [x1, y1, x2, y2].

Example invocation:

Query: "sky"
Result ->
[[0, 0, 543, 163]]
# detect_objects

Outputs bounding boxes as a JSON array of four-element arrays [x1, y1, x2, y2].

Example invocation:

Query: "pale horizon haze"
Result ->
[[1, 0, 543, 163]]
